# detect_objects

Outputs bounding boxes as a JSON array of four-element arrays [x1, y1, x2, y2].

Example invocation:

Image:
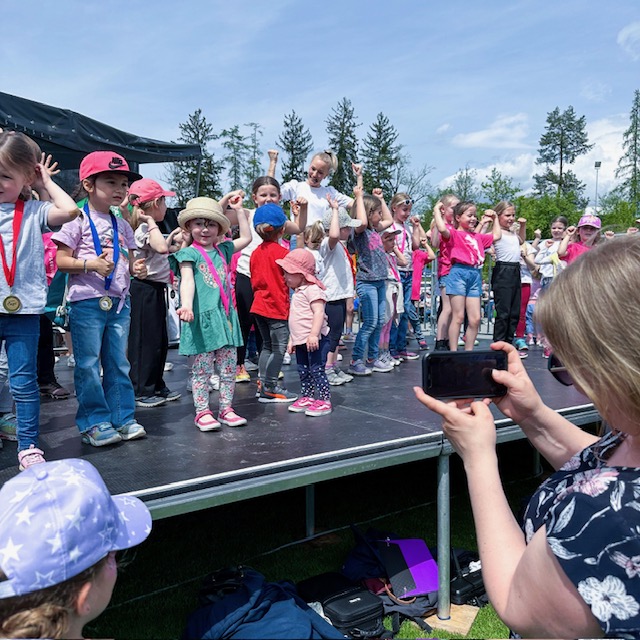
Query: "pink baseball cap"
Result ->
[[577, 214, 601, 229], [276, 248, 326, 289], [128, 178, 176, 204], [79, 151, 142, 182]]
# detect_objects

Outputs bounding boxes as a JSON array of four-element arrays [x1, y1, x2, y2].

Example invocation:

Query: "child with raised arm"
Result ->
[[348, 165, 395, 375], [557, 213, 602, 263], [173, 196, 251, 430], [54, 151, 148, 448], [320, 198, 361, 385], [433, 201, 501, 351], [277, 249, 332, 416], [127, 178, 180, 408], [0, 132, 80, 468]]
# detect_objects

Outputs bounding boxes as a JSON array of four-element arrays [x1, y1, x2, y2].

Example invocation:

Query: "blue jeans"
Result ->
[[352, 280, 386, 362], [70, 297, 136, 432], [390, 270, 424, 351], [0, 314, 39, 451]]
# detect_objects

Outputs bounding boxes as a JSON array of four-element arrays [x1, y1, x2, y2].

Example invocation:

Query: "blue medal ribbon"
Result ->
[[83, 203, 119, 292]]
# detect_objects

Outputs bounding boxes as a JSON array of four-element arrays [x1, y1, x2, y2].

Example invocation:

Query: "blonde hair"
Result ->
[[440, 193, 459, 208], [390, 192, 412, 212], [0, 132, 40, 184], [129, 197, 164, 231], [362, 194, 383, 229], [494, 201, 515, 217], [535, 235, 640, 422], [311, 150, 338, 175], [303, 221, 324, 250], [0, 557, 108, 639]]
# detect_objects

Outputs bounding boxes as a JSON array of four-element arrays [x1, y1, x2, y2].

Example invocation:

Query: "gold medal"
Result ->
[[98, 296, 113, 311], [2, 295, 21, 313]]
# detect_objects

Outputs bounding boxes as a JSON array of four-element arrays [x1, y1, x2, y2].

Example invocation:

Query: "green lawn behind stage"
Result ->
[[88, 438, 557, 639]]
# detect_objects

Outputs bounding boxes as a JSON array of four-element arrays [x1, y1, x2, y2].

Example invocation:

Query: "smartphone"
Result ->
[[422, 350, 508, 399]]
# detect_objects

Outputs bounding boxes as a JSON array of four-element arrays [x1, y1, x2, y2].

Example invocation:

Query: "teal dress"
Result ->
[[170, 241, 243, 356]]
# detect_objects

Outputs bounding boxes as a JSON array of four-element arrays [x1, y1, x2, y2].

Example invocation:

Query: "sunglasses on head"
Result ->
[[547, 353, 574, 386], [400, 198, 414, 206]]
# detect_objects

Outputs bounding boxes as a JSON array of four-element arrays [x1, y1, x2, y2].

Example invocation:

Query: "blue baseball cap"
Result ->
[[253, 203, 287, 230]]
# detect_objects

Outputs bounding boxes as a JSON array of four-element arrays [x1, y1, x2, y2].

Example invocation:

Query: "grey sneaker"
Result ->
[[157, 388, 181, 402], [335, 368, 353, 383], [81, 423, 122, 447], [117, 420, 147, 441], [348, 360, 372, 376], [325, 368, 345, 386], [135, 395, 167, 408], [367, 358, 394, 373], [259, 384, 298, 403]]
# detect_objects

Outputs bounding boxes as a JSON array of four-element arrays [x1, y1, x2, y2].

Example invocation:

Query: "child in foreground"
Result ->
[[173, 196, 251, 430], [0, 458, 151, 639], [277, 249, 332, 416]]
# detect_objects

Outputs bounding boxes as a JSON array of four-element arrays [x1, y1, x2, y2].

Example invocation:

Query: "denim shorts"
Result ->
[[446, 264, 482, 298], [438, 274, 450, 290]]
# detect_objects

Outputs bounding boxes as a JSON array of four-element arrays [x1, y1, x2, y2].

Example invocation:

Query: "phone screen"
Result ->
[[422, 350, 508, 399]]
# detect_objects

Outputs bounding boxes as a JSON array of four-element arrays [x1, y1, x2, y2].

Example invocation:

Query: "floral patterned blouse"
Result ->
[[522, 431, 640, 638]]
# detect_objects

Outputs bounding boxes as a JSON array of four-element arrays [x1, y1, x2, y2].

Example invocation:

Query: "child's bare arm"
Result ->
[[307, 299, 325, 351], [176, 263, 195, 322]]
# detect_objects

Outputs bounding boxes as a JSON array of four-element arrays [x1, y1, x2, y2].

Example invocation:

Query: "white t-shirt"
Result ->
[[390, 221, 413, 272], [493, 232, 521, 262], [280, 181, 353, 226], [236, 209, 262, 278], [319, 237, 354, 301]]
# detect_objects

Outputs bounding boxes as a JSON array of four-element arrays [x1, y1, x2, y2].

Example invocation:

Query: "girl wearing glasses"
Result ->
[[415, 234, 640, 638]]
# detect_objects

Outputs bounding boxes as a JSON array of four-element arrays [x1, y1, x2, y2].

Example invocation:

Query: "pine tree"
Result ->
[[165, 109, 223, 205], [244, 122, 264, 189], [615, 89, 640, 218], [361, 113, 401, 196], [325, 98, 360, 194], [533, 106, 593, 204], [220, 125, 249, 192], [276, 110, 314, 183]]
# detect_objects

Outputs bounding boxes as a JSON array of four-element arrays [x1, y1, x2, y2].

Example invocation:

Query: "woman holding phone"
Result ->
[[415, 234, 640, 638]]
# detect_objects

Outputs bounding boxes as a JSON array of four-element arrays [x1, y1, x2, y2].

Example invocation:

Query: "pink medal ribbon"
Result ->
[[192, 242, 231, 316]]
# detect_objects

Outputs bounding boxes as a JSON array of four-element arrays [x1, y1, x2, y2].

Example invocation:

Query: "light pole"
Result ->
[[594, 161, 601, 213]]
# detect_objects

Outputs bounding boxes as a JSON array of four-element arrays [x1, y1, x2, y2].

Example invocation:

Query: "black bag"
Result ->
[[322, 586, 386, 639]]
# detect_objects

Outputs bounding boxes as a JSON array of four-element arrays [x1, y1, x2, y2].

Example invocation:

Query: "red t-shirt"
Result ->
[[250, 240, 289, 320]]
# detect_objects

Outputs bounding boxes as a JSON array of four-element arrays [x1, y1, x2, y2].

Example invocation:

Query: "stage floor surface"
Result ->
[[0, 338, 598, 518]]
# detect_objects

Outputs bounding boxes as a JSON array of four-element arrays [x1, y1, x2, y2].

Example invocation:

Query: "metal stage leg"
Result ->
[[305, 484, 315, 538], [437, 452, 451, 620]]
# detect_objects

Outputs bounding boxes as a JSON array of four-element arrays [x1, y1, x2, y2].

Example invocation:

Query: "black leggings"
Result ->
[[235, 272, 262, 365], [325, 299, 346, 352]]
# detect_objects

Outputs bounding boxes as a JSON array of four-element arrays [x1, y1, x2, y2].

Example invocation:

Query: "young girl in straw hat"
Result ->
[[172, 195, 251, 431]]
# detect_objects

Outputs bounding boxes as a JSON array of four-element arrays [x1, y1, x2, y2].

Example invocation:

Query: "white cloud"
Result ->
[[451, 114, 532, 150], [581, 80, 612, 102], [436, 123, 451, 135], [617, 22, 640, 60]]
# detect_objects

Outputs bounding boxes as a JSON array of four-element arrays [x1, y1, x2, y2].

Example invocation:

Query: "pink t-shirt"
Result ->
[[437, 223, 455, 277], [288, 283, 329, 346], [411, 249, 433, 301], [564, 241, 592, 264], [446, 229, 494, 268], [52, 210, 137, 303]]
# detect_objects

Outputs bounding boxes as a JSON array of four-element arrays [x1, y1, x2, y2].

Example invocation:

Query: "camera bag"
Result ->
[[322, 586, 386, 639]]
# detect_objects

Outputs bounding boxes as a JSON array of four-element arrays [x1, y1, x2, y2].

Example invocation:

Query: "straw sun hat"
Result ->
[[177, 197, 230, 235]]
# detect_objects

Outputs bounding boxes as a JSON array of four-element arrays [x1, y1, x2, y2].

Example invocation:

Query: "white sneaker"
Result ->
[[283, 352, 292, 365]]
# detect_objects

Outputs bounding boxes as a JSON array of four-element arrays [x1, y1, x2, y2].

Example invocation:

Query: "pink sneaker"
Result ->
[[18, 444, 46, 471], [305, 399, 332, 417], [288, 396, 314, 413], [218, 407, 247, 427]]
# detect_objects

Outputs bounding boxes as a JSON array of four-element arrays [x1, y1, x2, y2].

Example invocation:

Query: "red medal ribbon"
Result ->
[[0, 200, 24, 289]]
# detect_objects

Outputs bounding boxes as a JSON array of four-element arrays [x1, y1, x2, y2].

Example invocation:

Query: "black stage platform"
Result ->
[[0, 338, 599, 619], [0, 339, 597, 516]]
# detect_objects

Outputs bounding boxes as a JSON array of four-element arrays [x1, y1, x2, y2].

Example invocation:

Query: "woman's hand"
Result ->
[[413, 388, 498, 464], [489, 342, 545, 425]]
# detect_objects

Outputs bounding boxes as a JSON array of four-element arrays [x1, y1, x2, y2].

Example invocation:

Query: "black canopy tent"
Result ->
[[0, 91, 202, 170]]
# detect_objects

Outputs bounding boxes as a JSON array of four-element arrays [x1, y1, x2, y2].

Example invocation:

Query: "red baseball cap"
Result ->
[[128, 178, 175, 204], [79, 151, 142, 182]]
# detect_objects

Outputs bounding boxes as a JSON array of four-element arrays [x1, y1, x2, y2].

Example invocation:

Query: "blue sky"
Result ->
[[3, 0, 639, 205]]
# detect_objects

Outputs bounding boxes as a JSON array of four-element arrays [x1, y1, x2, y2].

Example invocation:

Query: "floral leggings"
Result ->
[[192, 346, 236, 414]]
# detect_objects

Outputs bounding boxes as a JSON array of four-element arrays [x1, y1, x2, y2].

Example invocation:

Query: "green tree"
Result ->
[[615, 89, 640, 218], [220, 125, 249, 192], [361, 112, 402, 195], [598, 187, 638, 231], [244, 122, 264, 190], [325, 97, 360, 194], [165, 109, 223, 205], [481, 168, 521, 204], [515, 193, 579, 239], [276, 110, 314, 183], [533, 106, 593, 204], [450, 165, 479, 202]]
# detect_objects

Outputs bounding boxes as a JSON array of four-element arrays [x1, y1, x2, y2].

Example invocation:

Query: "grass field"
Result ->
[[87, 438, 548, 638]]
